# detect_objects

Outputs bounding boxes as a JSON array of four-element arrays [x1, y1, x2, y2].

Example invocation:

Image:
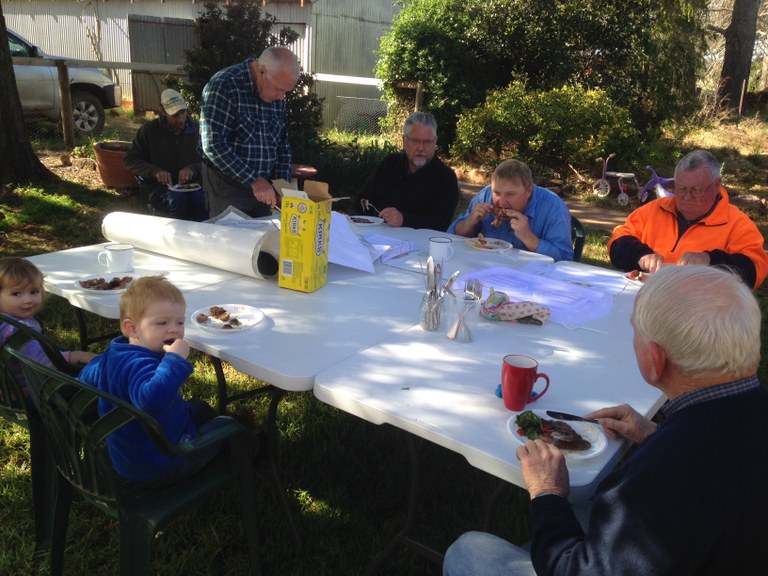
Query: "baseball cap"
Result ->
[[160, 89, 188, 115]]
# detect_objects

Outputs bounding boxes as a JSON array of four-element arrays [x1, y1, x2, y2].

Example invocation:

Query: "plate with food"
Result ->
[[349, 216, 384, 226], [626, 270, 649, 283], [465, 234, 512, 251], [507, 409, 607, 460], [191, 304, 264, 332], [74, 269, 168, 295], [75, 275, 135, 294], [168, 183, 202, 192]]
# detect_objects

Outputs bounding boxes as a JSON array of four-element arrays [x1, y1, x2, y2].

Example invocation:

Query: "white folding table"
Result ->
[[26, 225, 551, 546], [313, 260, 666, 572]]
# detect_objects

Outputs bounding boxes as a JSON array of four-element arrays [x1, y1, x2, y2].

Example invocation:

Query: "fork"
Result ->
[[361, 199, 381, 215], [463, 278, 483, 301]]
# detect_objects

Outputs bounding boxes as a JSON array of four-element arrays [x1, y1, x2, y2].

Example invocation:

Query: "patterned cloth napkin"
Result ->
[[481, 288, 550, 325]]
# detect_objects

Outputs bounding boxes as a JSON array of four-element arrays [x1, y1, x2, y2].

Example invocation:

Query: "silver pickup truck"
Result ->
[[9, 29, 122, 135]]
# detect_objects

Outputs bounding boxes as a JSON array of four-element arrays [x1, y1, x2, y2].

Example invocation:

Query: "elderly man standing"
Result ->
[[443, 265, 768, 575], [609, 149, 768, 288], [200, 46, 300, 218], [124, 89, 207, 221], [449, 159, 573, 261], [353, 112, 459, 231]]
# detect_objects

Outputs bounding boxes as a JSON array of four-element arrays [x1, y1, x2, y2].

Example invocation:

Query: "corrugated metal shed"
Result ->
[[4, 0, 311, 104], [4, 0, 399, 130], [312, 0, 399, 129]]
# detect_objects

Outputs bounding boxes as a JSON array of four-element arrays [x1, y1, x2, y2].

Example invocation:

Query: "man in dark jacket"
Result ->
[[353, 112, 459, 231], [124, 89, 207, 221], [443, 265, 768, 576]]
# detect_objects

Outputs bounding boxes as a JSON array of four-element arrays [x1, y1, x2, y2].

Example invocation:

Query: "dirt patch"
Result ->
[[41, 153, 106, 190]]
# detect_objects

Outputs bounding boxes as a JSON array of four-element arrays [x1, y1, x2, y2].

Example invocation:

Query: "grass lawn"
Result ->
[[1, 112, 768, 575]]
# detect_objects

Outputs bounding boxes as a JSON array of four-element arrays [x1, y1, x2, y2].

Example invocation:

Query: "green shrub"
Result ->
[[451, 81, 535, 168], [452, 83, 640, 174], [305, 134, 397, 200], [376, 0, 707, 147]]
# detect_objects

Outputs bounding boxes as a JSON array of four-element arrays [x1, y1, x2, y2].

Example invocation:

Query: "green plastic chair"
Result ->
[[6, 346, 261, 576], [571, 215, 586, 262], [0, 313, 80, 554]]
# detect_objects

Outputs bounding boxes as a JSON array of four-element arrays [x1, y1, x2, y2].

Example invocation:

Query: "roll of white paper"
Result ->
[[101, 212, 281, 279]]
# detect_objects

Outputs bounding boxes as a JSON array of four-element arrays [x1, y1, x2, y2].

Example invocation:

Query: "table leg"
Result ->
[[72, 307, 119, 351], [363, 434, 444, 575], [266, 388, 303, 550], [208, 356, 303, 549], [483, 478, 510, 531]]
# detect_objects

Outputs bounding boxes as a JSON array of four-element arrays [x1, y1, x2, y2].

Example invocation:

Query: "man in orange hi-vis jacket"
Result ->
[[608, 149, 768, 289]]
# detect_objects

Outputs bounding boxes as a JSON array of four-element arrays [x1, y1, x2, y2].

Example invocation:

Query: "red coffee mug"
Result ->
[[501, 354, 550, 411]]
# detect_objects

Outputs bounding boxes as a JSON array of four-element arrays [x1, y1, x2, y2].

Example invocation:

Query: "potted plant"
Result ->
[[93, 140, 137, 189]]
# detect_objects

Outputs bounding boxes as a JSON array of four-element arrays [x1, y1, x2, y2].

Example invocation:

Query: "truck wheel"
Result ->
[[71, 91, 105, 135]]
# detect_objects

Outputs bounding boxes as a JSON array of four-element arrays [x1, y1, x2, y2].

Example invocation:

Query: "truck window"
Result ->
[[9, 35, 32, 58]]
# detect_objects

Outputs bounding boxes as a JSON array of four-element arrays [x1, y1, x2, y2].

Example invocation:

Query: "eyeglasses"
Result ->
[[673, 183, 714, 198], [405, 136, 436, 147]]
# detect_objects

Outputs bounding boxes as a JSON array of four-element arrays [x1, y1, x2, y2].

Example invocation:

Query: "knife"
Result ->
[[546, 410, 598, 424], [426, 256, 435, 293]]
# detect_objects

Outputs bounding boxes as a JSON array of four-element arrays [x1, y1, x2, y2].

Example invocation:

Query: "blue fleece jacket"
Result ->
[[78, 336, 195, 481]]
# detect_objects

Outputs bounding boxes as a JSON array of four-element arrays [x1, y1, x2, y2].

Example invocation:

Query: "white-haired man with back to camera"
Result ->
[[444, 265, 768, 576]]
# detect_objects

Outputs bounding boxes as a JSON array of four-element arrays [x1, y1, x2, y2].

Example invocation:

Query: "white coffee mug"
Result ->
[[98, 243, 134, 272], [429, 237, 454, 262]]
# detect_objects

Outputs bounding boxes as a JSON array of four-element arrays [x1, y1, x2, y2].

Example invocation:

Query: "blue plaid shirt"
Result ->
[[200, 58, 291, 185], [662, 375, 761, 418]]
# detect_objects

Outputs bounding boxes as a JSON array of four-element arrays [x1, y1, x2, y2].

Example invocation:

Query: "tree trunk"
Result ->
[[718, 0, 761, 111], [0, 7, 52, 187]]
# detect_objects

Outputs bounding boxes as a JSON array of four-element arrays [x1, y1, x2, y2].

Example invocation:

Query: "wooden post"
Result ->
[[738, 78, 747, 118], [56, 60, 75, 149], [414, 81, 423, 112]]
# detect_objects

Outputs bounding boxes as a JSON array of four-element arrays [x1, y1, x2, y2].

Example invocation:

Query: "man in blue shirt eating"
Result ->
[[449, 159, 573, 261]]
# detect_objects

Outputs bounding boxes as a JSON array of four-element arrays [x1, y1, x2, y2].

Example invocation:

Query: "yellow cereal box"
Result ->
[[278, 182, 332, 293]]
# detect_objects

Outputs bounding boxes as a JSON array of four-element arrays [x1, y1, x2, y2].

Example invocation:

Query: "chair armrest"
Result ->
[[163, 418, 250, 457]]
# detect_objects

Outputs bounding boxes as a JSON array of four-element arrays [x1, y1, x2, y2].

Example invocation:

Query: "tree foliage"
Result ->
[[452, 82, 638, 173], [377, 0, 709, 145], [167, 0, 323, 161]]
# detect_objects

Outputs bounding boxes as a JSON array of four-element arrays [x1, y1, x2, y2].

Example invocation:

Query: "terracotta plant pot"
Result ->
[[93, 141, 137, 189]]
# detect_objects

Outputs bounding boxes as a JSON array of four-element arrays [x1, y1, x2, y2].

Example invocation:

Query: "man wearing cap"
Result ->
[[200, 46, 300, 218], [124, 89, 207, 221]]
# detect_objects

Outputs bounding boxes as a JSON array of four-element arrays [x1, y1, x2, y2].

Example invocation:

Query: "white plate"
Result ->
[[74, 269, 168, 295], [465, 237, 512, 251], [349, 216, 384, 226], [191, 304, 264, 333], [75, 274, 134, 294], [168, 183, 202, 193], [506, 409, 607, 460], [625, 271, 648, 284]]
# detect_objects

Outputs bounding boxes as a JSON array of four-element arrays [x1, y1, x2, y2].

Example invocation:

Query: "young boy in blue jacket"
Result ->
[[79, 276, 233, 486]]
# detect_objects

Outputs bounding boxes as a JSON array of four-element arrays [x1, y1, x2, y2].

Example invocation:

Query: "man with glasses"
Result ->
[[200, 46, 300, 218], [609, 149, 768, 288], [353, 112, 459, 231]]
